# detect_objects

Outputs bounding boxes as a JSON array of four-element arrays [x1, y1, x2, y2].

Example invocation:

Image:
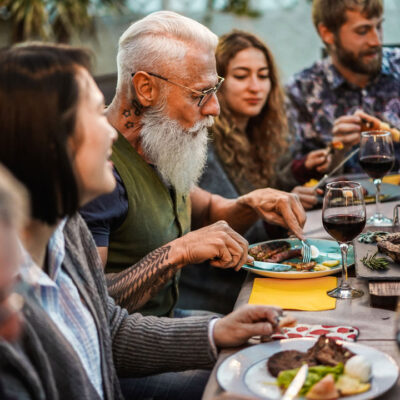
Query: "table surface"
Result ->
[[203, 200, 400, 400]]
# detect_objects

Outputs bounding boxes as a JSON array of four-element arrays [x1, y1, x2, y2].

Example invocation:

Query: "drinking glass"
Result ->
[[322, 181, 366, 299], [359, 130, 395, 226]]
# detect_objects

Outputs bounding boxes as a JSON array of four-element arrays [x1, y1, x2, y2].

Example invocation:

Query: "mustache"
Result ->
[[187, 116, 214, 134], [360, 46, 382, 57]]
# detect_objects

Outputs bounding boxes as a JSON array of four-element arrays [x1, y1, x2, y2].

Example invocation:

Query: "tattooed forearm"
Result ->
[[105, 246, 178, 313]]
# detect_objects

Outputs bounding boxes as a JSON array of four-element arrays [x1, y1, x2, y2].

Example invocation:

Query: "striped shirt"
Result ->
[[20, 219, 103, 398]]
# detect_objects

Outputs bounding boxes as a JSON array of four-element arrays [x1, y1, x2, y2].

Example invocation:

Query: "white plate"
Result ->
[[244, 238, 354, 279], [217, 338, 399, 400]]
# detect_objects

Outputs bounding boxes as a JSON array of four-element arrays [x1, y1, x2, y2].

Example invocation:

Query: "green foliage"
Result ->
[[223, 0, 261, 17], [0, 0, 125, 43]]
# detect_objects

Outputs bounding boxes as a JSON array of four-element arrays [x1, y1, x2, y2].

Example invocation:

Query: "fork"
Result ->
[[301, 239, 312, 263]]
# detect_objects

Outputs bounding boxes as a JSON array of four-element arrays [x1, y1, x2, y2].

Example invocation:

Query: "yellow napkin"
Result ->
[[248, 277, 337, 311], [383, 174, 400, 185]]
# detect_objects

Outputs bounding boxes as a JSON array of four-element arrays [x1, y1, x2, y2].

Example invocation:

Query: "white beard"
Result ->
[[140, 108, 213, 194]]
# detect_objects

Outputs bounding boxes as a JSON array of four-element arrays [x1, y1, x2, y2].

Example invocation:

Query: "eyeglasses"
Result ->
[[131, 72, 224, 107]]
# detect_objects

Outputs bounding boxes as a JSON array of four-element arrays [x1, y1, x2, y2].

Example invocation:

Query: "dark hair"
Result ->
[[312, 0, 383, 34], [0, 43, 92, 224], [213, 30, 287, 190]]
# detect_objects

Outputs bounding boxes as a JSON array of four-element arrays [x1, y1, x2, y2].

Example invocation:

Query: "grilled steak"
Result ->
[[267, 249, 302, 263], [306, 335, 354, 366], [249, 241, 290, 261], [267, 336, 355, 377], [267, 350, 311, 377]]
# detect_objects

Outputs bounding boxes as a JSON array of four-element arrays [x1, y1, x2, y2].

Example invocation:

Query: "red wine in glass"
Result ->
[[359, 131, 395, 226], [323, 214, 366, 243], [359, 155, 395, 180], [322, 181, 366, 299]]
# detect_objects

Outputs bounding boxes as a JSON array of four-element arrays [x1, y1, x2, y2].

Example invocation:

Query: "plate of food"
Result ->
[[217, 336, 399, 399], [356, 178, 400, 204], [244, 238, 354, 279]]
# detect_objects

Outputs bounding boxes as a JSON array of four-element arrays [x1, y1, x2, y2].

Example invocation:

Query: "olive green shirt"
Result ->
[[107, 132, 191, 316]]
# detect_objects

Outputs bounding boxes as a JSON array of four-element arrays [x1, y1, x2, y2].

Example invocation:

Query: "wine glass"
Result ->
[[359, 130, 395, 226], [322, 181, 366, 299]]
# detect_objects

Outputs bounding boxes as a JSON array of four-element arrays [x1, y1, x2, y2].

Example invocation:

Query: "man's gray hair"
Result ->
[[116, 11, 218, 93]]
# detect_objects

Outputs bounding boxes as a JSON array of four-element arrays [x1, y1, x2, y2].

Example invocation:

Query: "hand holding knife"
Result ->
[[314, 147, 360, 190]]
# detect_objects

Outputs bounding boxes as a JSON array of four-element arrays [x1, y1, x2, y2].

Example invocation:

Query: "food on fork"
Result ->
[[277, 313, 297, 329], [327, 141, 344, 153], [260, 313, 297, 343], [358, 113, 400, 142]]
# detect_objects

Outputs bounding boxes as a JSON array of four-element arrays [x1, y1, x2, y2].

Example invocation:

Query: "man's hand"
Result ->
[[332, 114, 362, 150], [304, 148, 331, 173], [237, 189, 306, 240], [291, 186, 322, 210], [213, 305, 283, 348], [173, 221, 250, 271]]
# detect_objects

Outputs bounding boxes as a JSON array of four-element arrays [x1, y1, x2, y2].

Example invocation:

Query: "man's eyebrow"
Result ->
[[197, 78, 219, 92], [354, 16, 384, 28]]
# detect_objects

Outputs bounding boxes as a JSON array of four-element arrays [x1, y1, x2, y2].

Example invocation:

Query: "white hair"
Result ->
[[116, 11, 218, 93], [140, 105, 213, 194]]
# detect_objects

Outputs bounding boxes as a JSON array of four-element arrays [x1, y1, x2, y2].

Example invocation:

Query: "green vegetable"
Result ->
[[277, 364, 344, 395], [361, 251, 389, 270]]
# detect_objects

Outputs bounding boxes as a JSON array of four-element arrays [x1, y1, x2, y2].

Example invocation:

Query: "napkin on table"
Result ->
[[271, 324, 359, 342], [248, 276, 337, 311]]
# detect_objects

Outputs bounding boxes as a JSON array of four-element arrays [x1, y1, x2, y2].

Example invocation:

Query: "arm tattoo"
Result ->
[[105, 246, 178, 313]]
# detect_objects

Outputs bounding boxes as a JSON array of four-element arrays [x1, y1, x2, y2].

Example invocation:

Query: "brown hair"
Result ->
[[212, 30, 287, 193], [312, 0, 383, 34], [0, 43, 92, 224]]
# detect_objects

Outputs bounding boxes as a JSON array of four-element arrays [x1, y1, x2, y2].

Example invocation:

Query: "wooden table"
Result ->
[[203, 201, 400, 400]]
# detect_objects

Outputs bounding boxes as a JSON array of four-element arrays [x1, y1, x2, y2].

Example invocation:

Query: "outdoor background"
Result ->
[[1, 0, 399, 102]]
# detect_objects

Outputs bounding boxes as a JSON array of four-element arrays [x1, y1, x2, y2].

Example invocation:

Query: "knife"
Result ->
[[245, 260, 292, 272], [281, 363, 309, 400], [314, 147, 360, 189]]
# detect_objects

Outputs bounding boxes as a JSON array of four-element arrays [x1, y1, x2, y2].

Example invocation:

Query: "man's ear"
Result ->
[[318, 22, 335, 47], [131, 72, 160, 107]]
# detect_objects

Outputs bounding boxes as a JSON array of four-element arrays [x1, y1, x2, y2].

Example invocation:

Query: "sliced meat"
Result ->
[[267, 249, 302, 263], [306, 335, 354, 366], [266, 336, 354, 377], [267, 350, 311, 377], [249, 241, 291, 261]]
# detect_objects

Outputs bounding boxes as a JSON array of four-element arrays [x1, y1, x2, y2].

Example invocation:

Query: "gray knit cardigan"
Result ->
[[0, 214, 216, 400]]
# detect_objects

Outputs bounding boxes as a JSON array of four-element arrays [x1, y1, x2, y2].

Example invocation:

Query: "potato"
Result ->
[[314, 264, 330, 271], [322, 260, 340, 267], [336, 374, 370, 396]]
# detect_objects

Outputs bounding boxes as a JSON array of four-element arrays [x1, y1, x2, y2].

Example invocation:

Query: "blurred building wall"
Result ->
[[2, 1, 398, 102], [72, 1, 400, 80]]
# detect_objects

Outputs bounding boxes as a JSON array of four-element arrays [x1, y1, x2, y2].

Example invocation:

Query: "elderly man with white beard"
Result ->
[[80, 10, 306, 318]]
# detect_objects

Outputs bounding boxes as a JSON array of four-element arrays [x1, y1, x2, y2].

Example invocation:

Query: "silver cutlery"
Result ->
[[281, 363, 308, 400]]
